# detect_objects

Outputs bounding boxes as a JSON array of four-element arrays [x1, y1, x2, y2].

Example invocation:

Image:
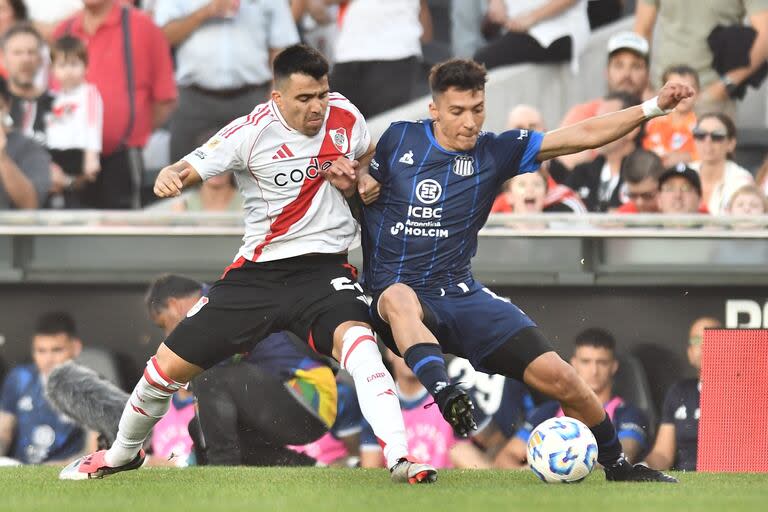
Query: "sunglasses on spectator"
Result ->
[[692, 129, 728, 142], [627, 191, 657, 201]]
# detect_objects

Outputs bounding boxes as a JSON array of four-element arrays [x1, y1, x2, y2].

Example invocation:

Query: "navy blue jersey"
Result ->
[[362, 120, 543, 293], [660, 378, 700, 471], [0, 365, 86, 464]]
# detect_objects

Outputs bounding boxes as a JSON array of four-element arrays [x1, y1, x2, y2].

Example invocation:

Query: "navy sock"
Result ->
[[403, 343, 450, 398], [589, 413, 623, 466]]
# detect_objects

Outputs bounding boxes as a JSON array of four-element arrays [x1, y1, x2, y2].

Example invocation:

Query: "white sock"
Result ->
[[340, 326, 408, 469], [105, 356, 183, 466]]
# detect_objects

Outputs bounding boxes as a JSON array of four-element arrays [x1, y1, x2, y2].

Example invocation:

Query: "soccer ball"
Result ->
[[526, 416, 598, 483]]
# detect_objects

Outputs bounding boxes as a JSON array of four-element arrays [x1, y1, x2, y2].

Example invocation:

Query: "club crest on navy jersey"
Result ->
[[453, 155, 474, 177], [329, 127, 348, 153]]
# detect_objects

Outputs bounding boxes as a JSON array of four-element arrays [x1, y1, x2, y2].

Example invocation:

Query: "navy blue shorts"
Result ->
[[370, 279, 546, 375]]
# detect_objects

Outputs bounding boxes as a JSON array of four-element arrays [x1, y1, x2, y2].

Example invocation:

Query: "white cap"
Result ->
[[607, 31, 649, 59]]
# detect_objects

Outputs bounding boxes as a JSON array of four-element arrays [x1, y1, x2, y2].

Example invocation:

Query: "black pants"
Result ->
[[82, 147, 144, 209], [330, 57, 420, 118], [474, 34, 572, 70], [193, 363, 326, 466], [588, 0, 624, 30]]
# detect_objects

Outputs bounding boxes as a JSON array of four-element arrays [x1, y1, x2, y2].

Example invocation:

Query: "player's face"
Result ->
[[152, 295, 201, 336], [32, 333, 81, 377], [606, 50, 648, 97], [570, 346, 617, 395], [510, 172, 546, 213], [658, 175, 700, 214], [626, 177, 659, 213], [430, 87, 485, 152], [272, 73, 329, 137]]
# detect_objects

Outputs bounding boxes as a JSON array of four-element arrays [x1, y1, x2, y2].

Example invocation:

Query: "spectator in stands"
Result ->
[[291, 0, 338, 64], [689, 113, 754, 215], [474, 0, 590, 72], [360, 348, 491, 469], [492, 172, 549, 230], [495, 328, 649, 467], [643, 65, 700, 167], [504, 104, 587, 212], [657, 164, 704, 215], [54, 0, 177, 209], [2, 23, 51, 144], [45, 35, 103, 209], [330, 0, 432, 118], [725, 184, 768, 217], [616, 148, 664, 213], [0, 79, 50, 209], [635, 0, 768, 116], [565, 91, 641, 211], [154, 1, 297, 164], [559, 31, 650, 169], [644, 317, 721, 472], [0, 312, 98, 464]]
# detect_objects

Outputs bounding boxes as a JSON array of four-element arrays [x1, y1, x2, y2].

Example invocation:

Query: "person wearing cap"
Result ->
[[657, 164, 705, 215], [0, 79, 50, 209], [635, 0, 768, 117], [558, 31, 651, 169], [474, 0, 590, 72]]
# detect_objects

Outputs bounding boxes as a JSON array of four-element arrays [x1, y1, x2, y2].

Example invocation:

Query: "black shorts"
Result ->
[[165, 254, 370, 368]]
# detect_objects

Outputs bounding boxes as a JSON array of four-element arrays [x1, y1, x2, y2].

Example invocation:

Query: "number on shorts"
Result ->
[[447, 357, 505, 416], [330, 277, 370, 305]]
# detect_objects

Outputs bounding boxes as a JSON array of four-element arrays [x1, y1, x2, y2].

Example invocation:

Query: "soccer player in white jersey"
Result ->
[[59, 44, 436, 484]]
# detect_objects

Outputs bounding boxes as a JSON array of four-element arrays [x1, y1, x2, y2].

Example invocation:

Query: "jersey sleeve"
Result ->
[[369, 122, 408, 184], [85, 84, 103, 152], [182, 118, 251, 180], [660, 381, 683, 424], [486, 129, 544, 182], [331, 381, 363, 438], [359, 417, 380, 451], [0, 368, 20, 413], [615, 405, 649, 448], [513, 401, 558, 443]]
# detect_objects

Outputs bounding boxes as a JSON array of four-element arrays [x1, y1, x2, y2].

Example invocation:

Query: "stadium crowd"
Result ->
[[0, 0, 765, 475], [0, 0, 764, 218]]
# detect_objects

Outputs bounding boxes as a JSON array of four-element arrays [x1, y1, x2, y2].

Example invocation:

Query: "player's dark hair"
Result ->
[[621, 149, 664, 184], [35, 311, 77, 338], [603, 91, 642, 111], [1, 22, 42, 50], [662, 64, 700, 90], [429, 59, 487, 96], [145, 274, 203, 317], [50, 35, 88, 66], [273, 44, 329, 84], [574, 328, 616, 354]]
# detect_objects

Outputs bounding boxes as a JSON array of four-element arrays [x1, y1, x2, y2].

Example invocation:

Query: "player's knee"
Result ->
[[552, 365, 590, 405], [378, 284, 421, 323]]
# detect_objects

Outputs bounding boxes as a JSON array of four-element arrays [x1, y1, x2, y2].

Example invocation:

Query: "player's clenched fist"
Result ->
[[358, 174, 380, 205], [321, 156, 358, 196], [154, 162, 191, 198], [657, 81, 695, 111]]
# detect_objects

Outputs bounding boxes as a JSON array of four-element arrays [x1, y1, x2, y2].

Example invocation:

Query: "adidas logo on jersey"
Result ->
[[271, 144, 295, 160], [399, 150, 414, 165]]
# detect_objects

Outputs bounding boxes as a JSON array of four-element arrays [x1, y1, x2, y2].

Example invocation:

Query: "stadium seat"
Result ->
[[631, 343, 688, 420], [613, 352, 656, 438], [76, 346, 123, 389]]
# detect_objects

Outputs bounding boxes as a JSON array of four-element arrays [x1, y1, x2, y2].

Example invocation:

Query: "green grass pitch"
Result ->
[[1, 467, 766, 512]]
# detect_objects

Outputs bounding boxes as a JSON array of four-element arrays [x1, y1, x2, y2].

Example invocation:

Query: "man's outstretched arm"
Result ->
[[537, 82, 694, 162]]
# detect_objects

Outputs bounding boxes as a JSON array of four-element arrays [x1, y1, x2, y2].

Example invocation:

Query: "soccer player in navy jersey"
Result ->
[[329, 58, 690, 482]]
